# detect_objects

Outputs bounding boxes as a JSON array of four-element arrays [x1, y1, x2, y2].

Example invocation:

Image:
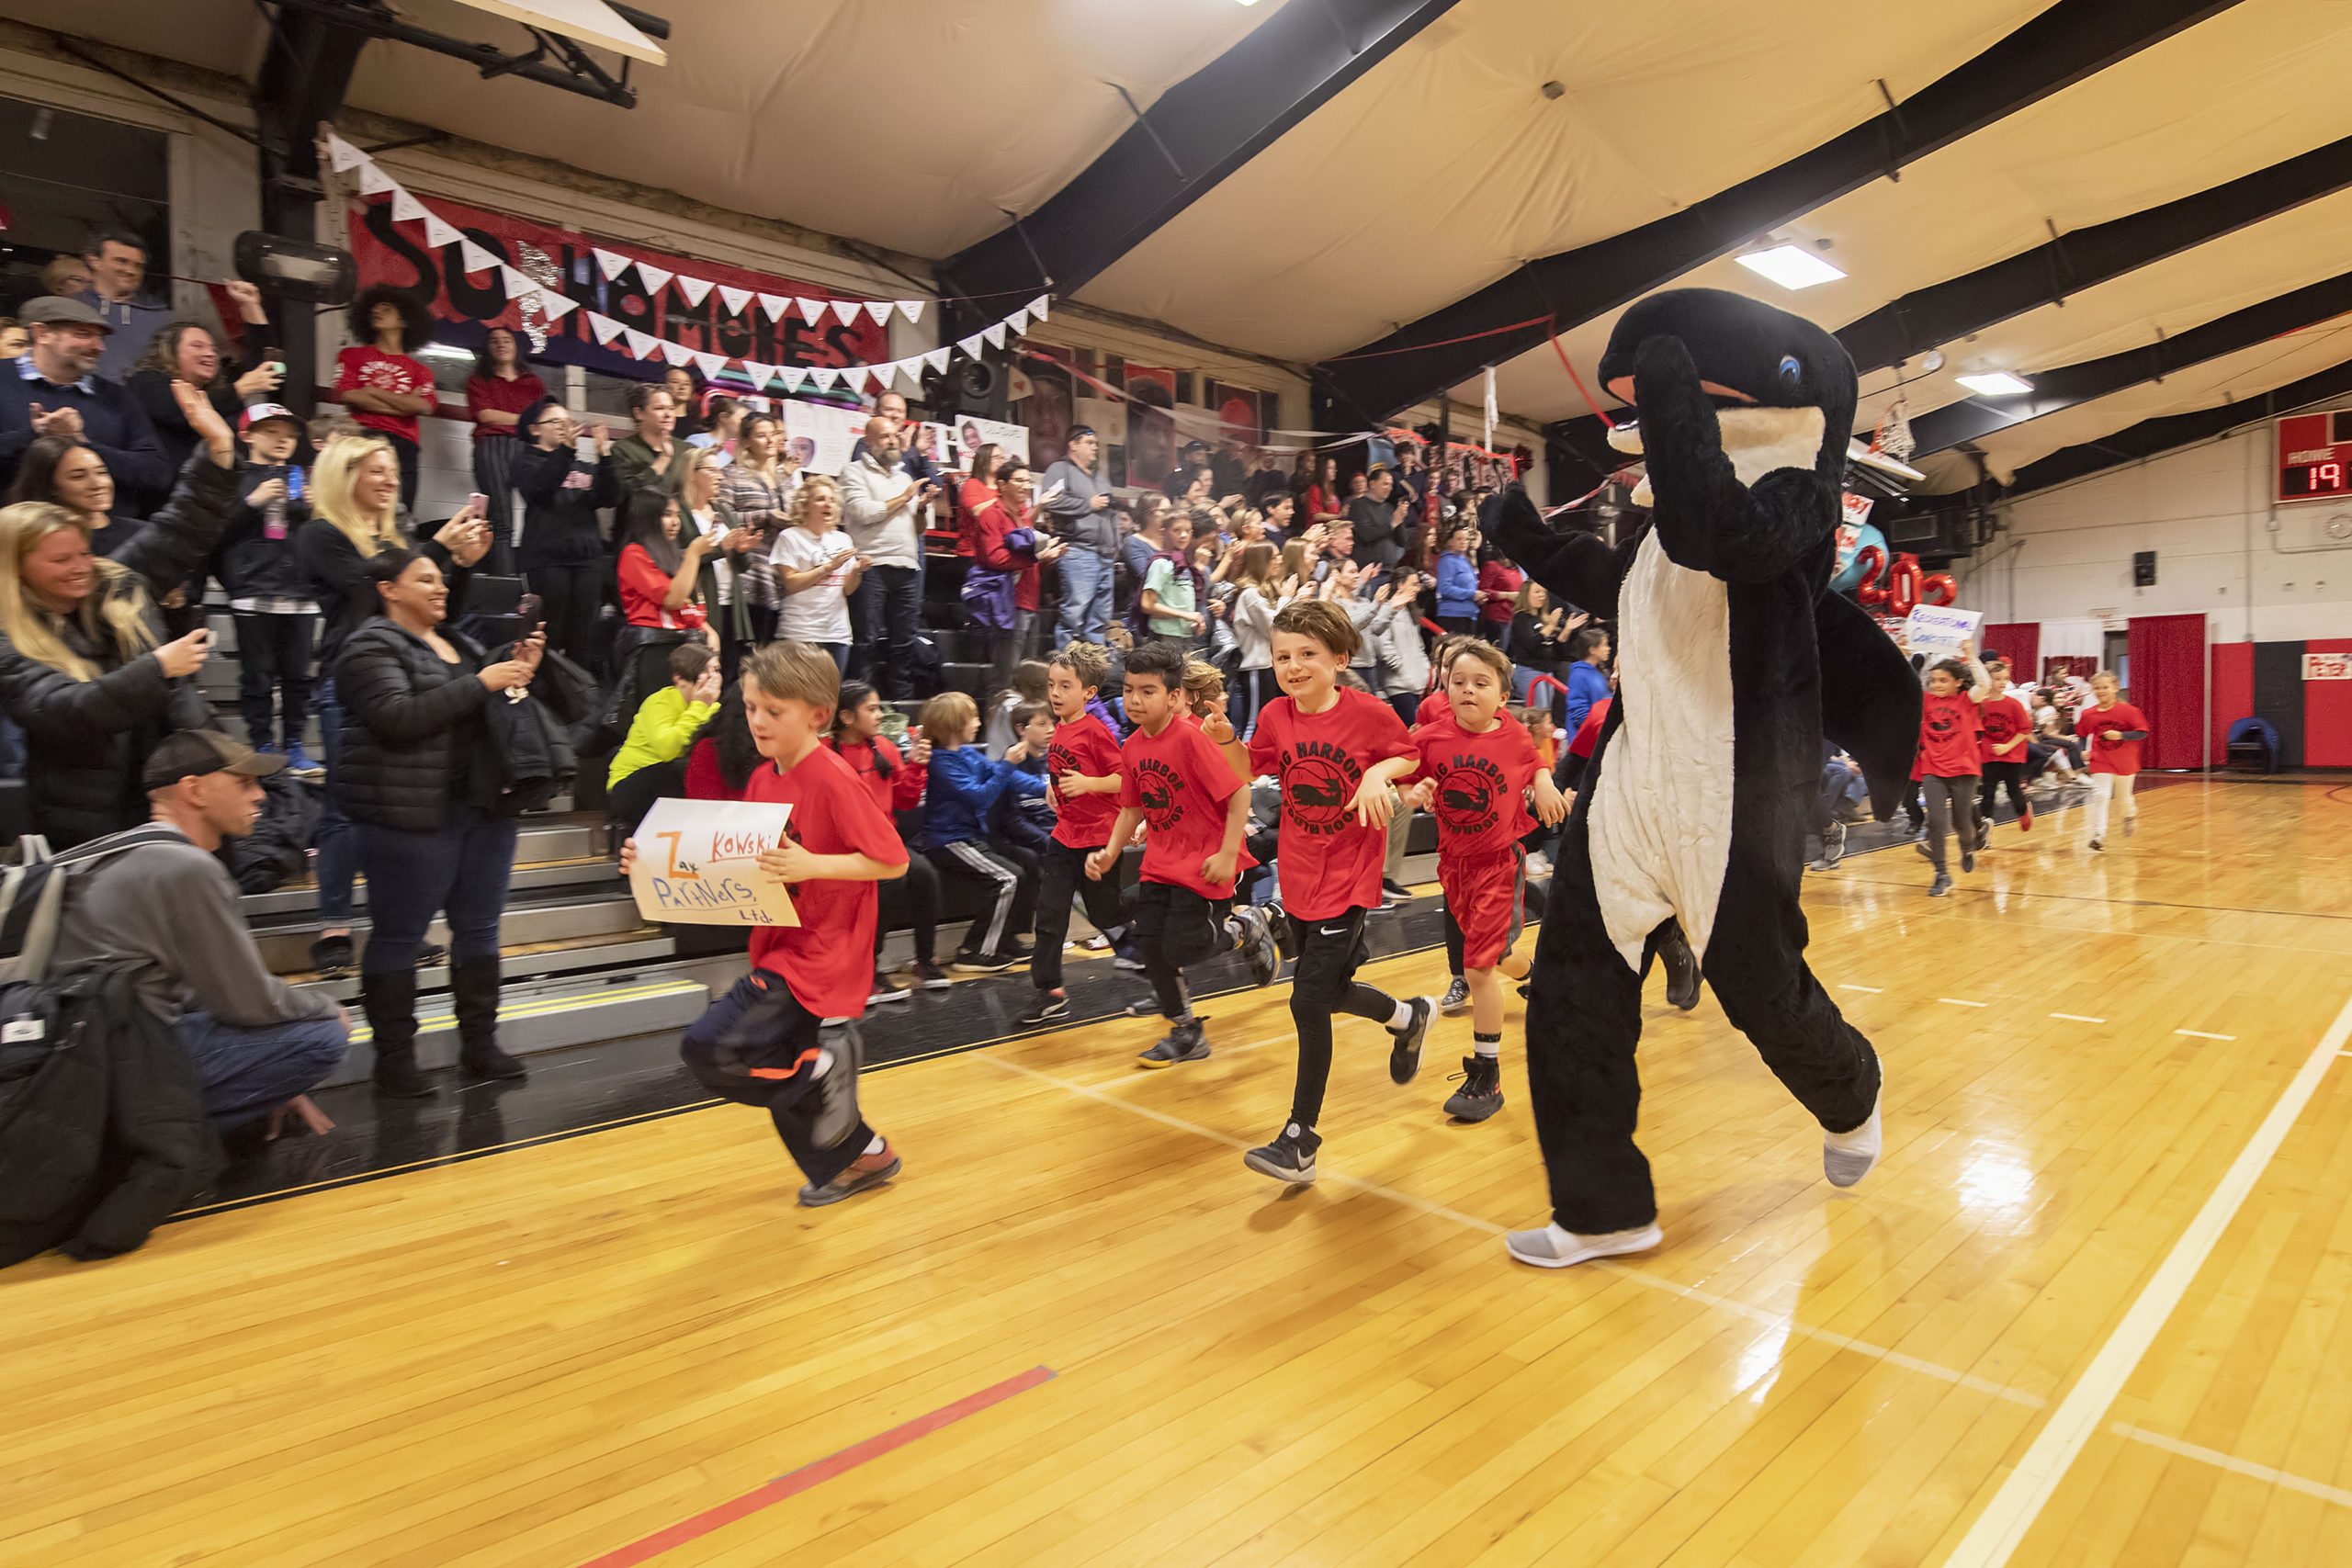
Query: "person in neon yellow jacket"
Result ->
[[610, 641, 720, 789]]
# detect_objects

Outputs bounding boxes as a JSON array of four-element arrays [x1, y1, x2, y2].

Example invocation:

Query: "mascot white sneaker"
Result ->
[[1488, 288, 1920, 1267]]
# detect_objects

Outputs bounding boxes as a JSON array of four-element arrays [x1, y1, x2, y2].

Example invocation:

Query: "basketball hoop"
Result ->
[[1872, 398, 1917, 463]]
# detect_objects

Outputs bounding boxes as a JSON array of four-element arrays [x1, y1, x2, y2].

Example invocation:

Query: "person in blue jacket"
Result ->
[[1561, 625, 1613, 732], [916, 689, 1046, 973], [1433, 523, 1481, 637]]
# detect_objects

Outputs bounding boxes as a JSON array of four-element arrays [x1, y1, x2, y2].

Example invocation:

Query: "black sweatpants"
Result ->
[[1033, 839, 1128, 993], [1523, 792, 1880, 1235], [930, 838, 1038, 958], [875, 852, 942, 968], [1131, 880, 1233, 1020], [681, 967, 872, 1189], [232, 611, 313, 752], [1979, 760, 2029, 826], [1283, 905, 1401, 1142], [528, 560, 605, 671]]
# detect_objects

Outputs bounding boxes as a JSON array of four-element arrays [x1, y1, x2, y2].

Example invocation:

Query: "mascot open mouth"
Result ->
[[1606, 405, 1830, 504]]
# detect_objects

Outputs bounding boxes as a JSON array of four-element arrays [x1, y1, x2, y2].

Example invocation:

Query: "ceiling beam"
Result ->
[[1315, 0, 2244, 421], [933, 0, 1465, 321], [2005, 356, 2352, 495], [1840, 135, 2352, 374], [1906, 269, 2352, 455]]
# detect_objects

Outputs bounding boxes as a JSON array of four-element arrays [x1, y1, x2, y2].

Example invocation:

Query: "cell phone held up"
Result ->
[[514, 592, 543, 651]]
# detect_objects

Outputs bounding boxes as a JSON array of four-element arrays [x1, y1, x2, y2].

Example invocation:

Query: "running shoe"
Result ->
[[1381, 878, 1415, 903], [808, 1028, 865, 1149], [1915, 840, 1934, 863], [308, 934, 354, 979], [910, 960, 954, 990], [1960, 843, 1976, 874], [868, 974, 912, 1006], [798, 1144, 900, 1208], [1973, 818, 1991, 852], [1136, 1020, 1210, 1067], [1124, 997, 1164, 1018], [1243, 1123, 1319, 1184], [282, 743, 326, 779], [1928, 874, 1951, 897], [1819, 818, 1846, 869], [1113, 948, 1148, 971], [1660, 930, 1701, 1012], [1388, 997, 1434, 1085], [1443, 1055, 1503, 1122], [1440, 976, 1471, 1015], [952, 949, 1023, 974], [1262, 901, 1297, 961], [1017, 990, 1069, 1026], [1235, 907, 1283, 988], [1504, 1222, 1662, 1269]]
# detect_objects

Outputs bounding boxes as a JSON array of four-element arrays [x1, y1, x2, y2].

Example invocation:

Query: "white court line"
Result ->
[[2177, 1029, 2237, 1041], [1839, 985, 1884, 994], [2109, 1423, 2352, 1510], [1941, 986, 2352, 1568], [2052, 1013, 2107, 1024], [1939, 998, 1991, 1009], [977, 1052, 2042, 1410]]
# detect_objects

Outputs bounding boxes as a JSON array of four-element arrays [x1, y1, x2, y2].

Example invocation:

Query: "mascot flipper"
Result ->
[[1487, 288, 1909, 1269]]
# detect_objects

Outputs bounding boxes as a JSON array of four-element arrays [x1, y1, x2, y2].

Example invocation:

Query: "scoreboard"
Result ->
[[2278, 411, 2352, 502]]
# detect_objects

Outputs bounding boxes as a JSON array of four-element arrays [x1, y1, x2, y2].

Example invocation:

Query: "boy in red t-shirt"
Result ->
[[619, 643, 910, 1209], [2080, 670, 2150, 851], [1404, 640, 1566, 1122], [1086, 642, 1283, 1065], [1913, 658, 1983, 897], [334, 286, 437, 508], [1241, 601, 1434, 1184], [1022, 642, 1140, 1026], [1973, 657, 2034, 849]]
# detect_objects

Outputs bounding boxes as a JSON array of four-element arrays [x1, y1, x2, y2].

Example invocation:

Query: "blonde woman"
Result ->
[[1228, 540, 1286, 739], [721, 411, 797, 632], [293, 433, 492, 976], [771, 474, 867, 671], [0, 381, 233, 846]]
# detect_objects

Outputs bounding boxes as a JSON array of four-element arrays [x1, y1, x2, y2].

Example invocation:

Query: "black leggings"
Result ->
[[1979, 760, 2029, 825], [1033, 840, 1128, 992], [876, 852, 942, 967], [1283, 906, 1397, 1135]]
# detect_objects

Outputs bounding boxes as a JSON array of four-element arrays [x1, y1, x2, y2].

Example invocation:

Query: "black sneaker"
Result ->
[[1819, 818, 1846, 869], [1960, 844, 1976, 874], [1973, 818, 1991, 852], [809, 1028, 865, 1150], [1262, 901, 1297, 961], [910, 960, 953, 990], [1125, 996, 1164, 1018], [1440, 976, 1471, 1015], [1243, 1123, 1319, 1184], [1443, 1055, 1504, 1122], [1235, 907, 1282, 988], [869, 974, 912, 1005], [1136, 1020, 1209, 1067], [1928, 874, 1952, 897], [952, 950, 1022, 974], [1017, 990, 1070, 1026], [309, 934, 354, 978], [1387, 997, 1434, 1085], [1660, 929, 1701, 1012], [1381, 878, 1415, 904]]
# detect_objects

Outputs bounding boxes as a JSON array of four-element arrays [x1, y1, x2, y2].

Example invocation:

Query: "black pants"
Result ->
[[1979, 760, 2029, 826], [232, 611, 313, 752], [681, 968, 872, 1189], [1523, 791, 1880, 1235], [1033, 839, 1128, 993], [1282, 906, 1399, 1139], [1132, 880, 1230, 1019], [876, 852, 942, 968], [1436, 615, 1478, 638], [852, 565, 923, 699], [529, 561, 605, 671], [386, 433, 420, 511], [470, 436, 526, 575], [607, 756, 686, 839], [930, 839, 1038, 958]]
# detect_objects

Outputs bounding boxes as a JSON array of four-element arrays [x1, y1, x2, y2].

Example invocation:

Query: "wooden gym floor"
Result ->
[[6, 777, 2352, 1568]]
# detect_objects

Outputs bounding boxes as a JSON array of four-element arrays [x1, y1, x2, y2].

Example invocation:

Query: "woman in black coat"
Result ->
[[336, 547, 542, 1098], [513, 398, 617, 669], [0, 385, 236, 847]]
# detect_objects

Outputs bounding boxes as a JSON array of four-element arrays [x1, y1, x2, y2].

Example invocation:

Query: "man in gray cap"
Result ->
[[51, 730, 348, 1138], [0, 295, 171, 500]]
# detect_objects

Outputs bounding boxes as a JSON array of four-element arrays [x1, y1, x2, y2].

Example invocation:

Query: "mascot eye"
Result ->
[[1777, 355, 1803, 389]]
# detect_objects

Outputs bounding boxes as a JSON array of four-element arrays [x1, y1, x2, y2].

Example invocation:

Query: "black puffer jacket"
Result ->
[[334, 617, 493, 833], [0, 452, 234, 848]]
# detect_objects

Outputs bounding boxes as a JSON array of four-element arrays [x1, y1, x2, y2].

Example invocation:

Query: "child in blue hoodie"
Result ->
[[918, 690, 1046, 972], [1433, 523, 1481, 637]]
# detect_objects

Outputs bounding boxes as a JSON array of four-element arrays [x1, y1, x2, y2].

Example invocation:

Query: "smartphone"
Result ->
[[468, 491, 491, 517], [286, 467, 305, 502], [262, 347, 286, 377], [515, 592, 544, 646]]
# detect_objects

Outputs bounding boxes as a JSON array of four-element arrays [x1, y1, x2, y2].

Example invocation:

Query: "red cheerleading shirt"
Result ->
[[1913, 690, 1984, 779], [1119, 717, 1242, 897], [334, 344, 434, 444], [1248, 686, 1419, 919], [1417, 689, 1451, 726], [1047, 713, 1125, 848], [741, 743, 910, 1021], [2080, 700, 2150, 774], [1408, 713, 1538, 862], [1976, 694, 2031, 765]]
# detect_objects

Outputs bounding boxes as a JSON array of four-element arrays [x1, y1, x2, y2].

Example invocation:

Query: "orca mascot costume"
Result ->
[[1487, 288, 1920, 1268]]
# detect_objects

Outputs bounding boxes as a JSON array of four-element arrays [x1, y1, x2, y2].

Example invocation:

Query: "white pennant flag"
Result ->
[[831, 300, 864, 327], [808, 367, 838, 390], [718, 285, 753, 316], [741, 361, 775, 388], [661, 340, 695, 367], [1005, 307, 1031, 336], [458, 239, 498, 274], [624, 330, 660, 359], [795, 297, 826, 322], [390, 187, 427, 224], [841, 367, 869, 393], [499, 265, 537, 299], [536, 289, 577, 320], [758, 293, 788, 321], [863, 301, 894, 327], [423, 214, 461, 249], [777, 367, 808, 393], [356, 162, 395, 197], [956, 333, 985, 359], [922, 348, 951, 376], [587, 311, 625, 346], [1027, 295, 1051, 321], [593, 248, 633, 282], [676, 276, 713, 308], [897, 299, 925, 324], [636, 263, 674, 297], [324, 131, 367, 173], [692, 350, 727, 379], [982, 321, 1008, 350]]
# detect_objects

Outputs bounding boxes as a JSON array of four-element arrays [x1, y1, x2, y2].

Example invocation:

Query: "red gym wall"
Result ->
[[2210, 637, 2352, 766]]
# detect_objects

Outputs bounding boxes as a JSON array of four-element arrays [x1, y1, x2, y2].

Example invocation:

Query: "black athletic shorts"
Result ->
[[1284, 905, 1371, 1009], [1131, 880, 1230, 972]]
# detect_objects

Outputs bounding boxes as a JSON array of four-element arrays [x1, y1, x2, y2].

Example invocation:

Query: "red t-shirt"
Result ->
[[683, 737, 737, 801], [1914, 691, 1983, 778], [1119, 717, 1241, 897], [618, 543, 692, 629], [1976, 694, 2031, 765], [1047, 713, 1125, 848], [829, 735, 927, 817], [742, 743, 910, 1020], [1417, 689, 1450, 726], [464, 369, 548, 441], [1476, 561, 1521, 625], [1408, 713, 1538, 861], [1248, 686, 1418, 919], [2080, 700, 2150, 774], [335, 344, 435, 444], [1570, 696, 1612, 760]]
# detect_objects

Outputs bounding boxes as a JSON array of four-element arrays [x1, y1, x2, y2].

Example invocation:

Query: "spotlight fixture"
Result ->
[[1734, 243, 1846, 290], [1955, 372, 2034, 397]]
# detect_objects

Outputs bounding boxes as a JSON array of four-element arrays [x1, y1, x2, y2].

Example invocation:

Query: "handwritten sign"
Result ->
[[2303, 651, 2352, 681], [626, 798, 799, 927], [1902, 604, 1982, 659]]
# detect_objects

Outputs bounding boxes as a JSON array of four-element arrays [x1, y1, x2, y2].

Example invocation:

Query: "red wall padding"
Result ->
[[2128, 614, 2207, 770], [1981, 622, 2039, 683], [2211, 641, 2255, 764], [2304, 637, 2352, 766]]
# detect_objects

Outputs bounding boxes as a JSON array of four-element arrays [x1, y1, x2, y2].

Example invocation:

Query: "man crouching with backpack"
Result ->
[[51, 730, 349, 1140]]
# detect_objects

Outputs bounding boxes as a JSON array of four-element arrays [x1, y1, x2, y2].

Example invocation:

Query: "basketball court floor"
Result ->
[[6, 777, 2351, 1567]]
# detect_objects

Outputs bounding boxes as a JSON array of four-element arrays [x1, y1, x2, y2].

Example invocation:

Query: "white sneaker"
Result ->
[[1504, 1222, 1663, 1269], [1823, 1090, 1883, 1189]]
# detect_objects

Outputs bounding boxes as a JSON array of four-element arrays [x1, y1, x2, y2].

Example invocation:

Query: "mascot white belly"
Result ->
[[1589, 531, 1736, 973]]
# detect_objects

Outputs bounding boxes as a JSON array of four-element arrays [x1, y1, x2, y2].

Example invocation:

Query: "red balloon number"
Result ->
[[1852, 544, 1889, 605], [1917, 571, 1957, 607], [1883, 553, 1922, 617]]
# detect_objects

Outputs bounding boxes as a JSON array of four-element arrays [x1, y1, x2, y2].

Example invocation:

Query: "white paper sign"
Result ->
[[2303, 651, 2352, 681], [1903, 604, 1983, 658], [627, 798, 799, 927]]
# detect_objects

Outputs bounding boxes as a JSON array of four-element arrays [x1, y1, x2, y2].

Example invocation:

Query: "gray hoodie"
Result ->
[[1038, 458, 1118, 558]]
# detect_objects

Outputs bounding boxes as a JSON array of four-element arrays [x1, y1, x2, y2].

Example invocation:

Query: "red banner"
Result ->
[[347, 191, 890, 376]]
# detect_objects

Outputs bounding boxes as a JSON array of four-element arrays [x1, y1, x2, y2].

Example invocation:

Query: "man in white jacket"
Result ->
[[840, 416, 935, 697]]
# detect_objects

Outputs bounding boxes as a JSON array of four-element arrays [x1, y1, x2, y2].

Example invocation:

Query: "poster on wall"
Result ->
[[1021, 349, 1076, 474], [947, 416, 1030, 469], [780, 398, 870, 475], [1124, 366, 1179, 491], [1204, 379, 1264, 448], [347, 190, 891, 380]]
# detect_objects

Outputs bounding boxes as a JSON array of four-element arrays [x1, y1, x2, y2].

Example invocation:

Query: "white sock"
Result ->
[[1389, 999, 1415, 1030], [865, 1134, 885, 1156], [1824, 1102, 1882, 1156]]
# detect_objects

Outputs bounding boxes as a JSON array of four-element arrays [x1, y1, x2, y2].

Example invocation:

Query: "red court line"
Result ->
[[578, 1365, 1057, 1567]]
